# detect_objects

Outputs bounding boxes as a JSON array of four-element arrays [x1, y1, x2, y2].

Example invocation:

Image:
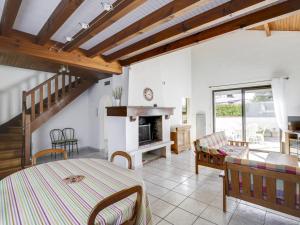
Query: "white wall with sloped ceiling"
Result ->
[[191, 30, 300, 140]]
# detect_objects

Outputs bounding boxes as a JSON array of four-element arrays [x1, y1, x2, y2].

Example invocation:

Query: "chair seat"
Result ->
[[65, 139, 78, 143], [52, 140, 66, 144]]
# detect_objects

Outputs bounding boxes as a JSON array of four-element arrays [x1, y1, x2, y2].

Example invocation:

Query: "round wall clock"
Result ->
[[143, 88, 153, 101]]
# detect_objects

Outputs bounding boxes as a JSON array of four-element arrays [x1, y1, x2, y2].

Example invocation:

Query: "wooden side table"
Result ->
[[171, 125, 191, 154]]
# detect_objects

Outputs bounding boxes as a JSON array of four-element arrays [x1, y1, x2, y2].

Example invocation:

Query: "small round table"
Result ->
[[0, 159, 152, 225]]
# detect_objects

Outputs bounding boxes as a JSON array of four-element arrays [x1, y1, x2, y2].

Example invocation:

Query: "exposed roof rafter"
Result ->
[[120, 0, 300, 66], [36, 0, 84, 45], [0, 35, 122, 74], [105, 0, 265, 62], [86, 0, 213, 57], [0, 0, 22, 36], [62, 0, 147, 52]]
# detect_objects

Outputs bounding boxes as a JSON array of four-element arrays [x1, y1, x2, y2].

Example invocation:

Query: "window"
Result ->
[[213, 86, 280, 152]]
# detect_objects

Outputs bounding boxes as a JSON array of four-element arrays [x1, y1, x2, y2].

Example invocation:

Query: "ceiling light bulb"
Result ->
[[101, 2, 113, 11], [65, 36, 73, 42], [79, 22, 89, 29]]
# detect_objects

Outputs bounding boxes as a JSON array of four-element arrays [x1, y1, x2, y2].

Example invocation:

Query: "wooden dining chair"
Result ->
[[32, 149, 68, 166], [88, 185, 142, 225], [110, 151, 132, 169]]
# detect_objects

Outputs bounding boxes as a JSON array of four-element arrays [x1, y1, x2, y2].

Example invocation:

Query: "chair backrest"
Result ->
[[88, 185, 142, 225], [196, 131, 228, 150], [32, 149, 68, 166], [110, 151, 132, 169], [63, 128, 75, 140], [50, 129, 65, 143], [225, 156, 300, 217]]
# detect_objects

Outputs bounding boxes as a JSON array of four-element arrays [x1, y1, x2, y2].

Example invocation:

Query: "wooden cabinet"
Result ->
[[171, 125, 191, 154]]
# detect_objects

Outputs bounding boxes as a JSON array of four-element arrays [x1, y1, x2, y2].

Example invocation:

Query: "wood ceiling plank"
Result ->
[[62, 0, 146, 52], [105, 0, 265, 62], [0, 0, 22, 36], [36, 0, 84, 45], [86, 0, 212, 57], [120, 0, 300, 66], [0, 36, 122, 74]]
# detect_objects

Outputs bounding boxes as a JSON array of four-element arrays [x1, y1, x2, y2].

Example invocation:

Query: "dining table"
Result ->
[[0, 158, 153, 225]]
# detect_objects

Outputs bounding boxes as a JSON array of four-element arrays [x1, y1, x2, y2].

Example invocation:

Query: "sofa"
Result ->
[[222, 156, 300, 217], [194, 131, 249, 174]]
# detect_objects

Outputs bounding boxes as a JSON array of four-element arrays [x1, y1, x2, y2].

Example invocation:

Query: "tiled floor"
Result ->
[[135, 151, 300, 225], [40, 148, 300, 225]]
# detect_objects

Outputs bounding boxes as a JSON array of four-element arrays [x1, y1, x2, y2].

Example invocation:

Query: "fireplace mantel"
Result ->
[[106, 106, 175, 118]]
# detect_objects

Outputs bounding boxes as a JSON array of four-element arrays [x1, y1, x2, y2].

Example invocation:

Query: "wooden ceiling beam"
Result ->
[[105, 0, 265, 62], [0, 0, 22, 36], [86, 0, 212, 57], [120, 0, 300, 66], [264, 23, 271, 37], [0, 35, 122, 74], [36, 0, 84, 45], [62, 0, 146, 52]]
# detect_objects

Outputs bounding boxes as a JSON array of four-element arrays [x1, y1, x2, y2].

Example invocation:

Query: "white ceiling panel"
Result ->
[[0, 0, 5, 20], [52, 0, 117, 43], [104, 0, 230, 55], [80, 0, 172, 50], [13, 0, 61, 35]]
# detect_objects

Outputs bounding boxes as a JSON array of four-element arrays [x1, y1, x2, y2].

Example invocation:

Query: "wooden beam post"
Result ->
[[120, 0, 300, 65], [264, 23, 271, 37]]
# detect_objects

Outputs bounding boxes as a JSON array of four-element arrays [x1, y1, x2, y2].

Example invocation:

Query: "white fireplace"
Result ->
[[106, 106, 174, 168]]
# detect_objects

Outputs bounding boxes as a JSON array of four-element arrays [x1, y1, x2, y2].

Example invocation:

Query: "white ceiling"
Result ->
[[79, 0, 172, 49], [13, 0, 61, 35], [52, 0, 117, 44], [103, 0, 230, 55]]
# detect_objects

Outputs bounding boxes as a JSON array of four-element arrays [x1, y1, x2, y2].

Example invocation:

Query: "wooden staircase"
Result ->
[[0, 73, 96, 179]]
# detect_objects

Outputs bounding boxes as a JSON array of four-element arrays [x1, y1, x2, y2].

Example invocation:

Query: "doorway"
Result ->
[[213, 86, 280, 152]]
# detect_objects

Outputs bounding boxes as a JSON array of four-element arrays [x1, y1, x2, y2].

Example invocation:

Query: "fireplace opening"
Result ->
[[139, 116, 162, 146]]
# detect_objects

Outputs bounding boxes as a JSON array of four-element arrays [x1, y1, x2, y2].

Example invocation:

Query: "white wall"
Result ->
[[32, 91, 90, 154], [0, 65, 53, 124], [128, 48, 192, 126], [191, 30, 300, 139]]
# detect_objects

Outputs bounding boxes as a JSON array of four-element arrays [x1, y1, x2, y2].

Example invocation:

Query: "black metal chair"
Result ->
[[63, 128, 79, 154], [50, 129, 66, 157]]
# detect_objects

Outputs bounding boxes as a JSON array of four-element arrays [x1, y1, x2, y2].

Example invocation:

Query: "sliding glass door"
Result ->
[[213, 86, 280, 152]]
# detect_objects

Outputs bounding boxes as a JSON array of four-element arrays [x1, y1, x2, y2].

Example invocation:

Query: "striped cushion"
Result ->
[[196, 132, 248, 158]]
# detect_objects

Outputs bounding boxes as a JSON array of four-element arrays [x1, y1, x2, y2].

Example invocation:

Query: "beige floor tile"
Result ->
[[173, 183, 196, 196], [200, 206, 232, 225], [230, 203, 265, 225], [210, 196, 238, 213], [189, 190, 217, 204], [161, 191, 187, 206], [152, 214, 162, 225], [157, 219, 173, 225], [264, 212, 298, 225], [178, 197, 208, 216], [165, 208, 197, 225], [193, 217, 215, 225], [152, 199, 176, 218]]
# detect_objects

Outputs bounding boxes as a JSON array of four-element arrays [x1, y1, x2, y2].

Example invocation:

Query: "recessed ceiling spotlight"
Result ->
[[101, 2, 113, 11], [65, 36, 73, 42], [79, 22, 89, 29]]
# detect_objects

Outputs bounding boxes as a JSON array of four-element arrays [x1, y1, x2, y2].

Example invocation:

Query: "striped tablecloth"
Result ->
[[0, 158, 153, 225]]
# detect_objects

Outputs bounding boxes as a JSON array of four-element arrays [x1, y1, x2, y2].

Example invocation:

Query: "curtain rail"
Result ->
[[209, 77, 289, 89]]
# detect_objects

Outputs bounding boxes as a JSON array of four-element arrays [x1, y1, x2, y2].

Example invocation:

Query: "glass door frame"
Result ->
[[212, 85, 281, 152]]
